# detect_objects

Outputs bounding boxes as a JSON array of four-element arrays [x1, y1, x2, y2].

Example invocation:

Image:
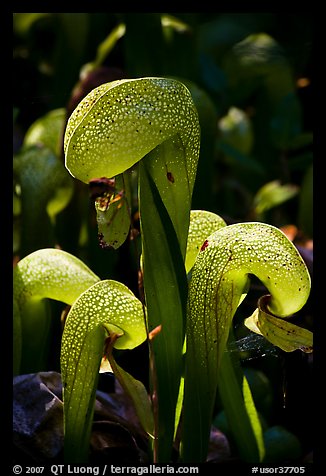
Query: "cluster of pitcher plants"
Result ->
[[13, 76, 312, 464]]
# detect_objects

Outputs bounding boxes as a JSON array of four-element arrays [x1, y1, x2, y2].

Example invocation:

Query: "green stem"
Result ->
[[139, 158, 188, 462]]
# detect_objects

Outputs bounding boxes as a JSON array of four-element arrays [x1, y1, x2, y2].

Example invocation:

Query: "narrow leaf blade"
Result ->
[[139, 158, 188, 462]]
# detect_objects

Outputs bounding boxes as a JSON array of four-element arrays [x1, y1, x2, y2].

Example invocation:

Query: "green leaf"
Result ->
[[186, 210, 227, 274], [242, 374, 265, 459], [14, 145, 74, 256], [182, 222, 311, 462], [161, 14, 191, 34], [218, 345, 265, 462], [139, 158, 188, 462], [172, 210, 227, 445], [62, 325, 104, 463], [216, 105, 261, 179], [218, 106, 253, 156], [23, 108, 66, 157], [64, 77, 200, 192], [13, 248, 99, 374], [94, 173, 132, 249], [245, 295, 313, 353], [253, 180, 299, 217], [141, 134, 192, 256], [94, 23, 126, 67], [61, 279, 147, 462], [108, 352, 154, 439], [14, 248, 99, 306], [17, 297, 52, 374]]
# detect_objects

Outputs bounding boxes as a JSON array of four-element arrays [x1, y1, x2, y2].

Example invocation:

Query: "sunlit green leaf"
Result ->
[[14, 248, 99, 307], [94, 23, 126, 67], [13, 248, 99, 374], [108, 353, 154, 438], [182, 222, 311, 462], [161, 14, 191, 33], [139, 158, 188, 462], [64, 76, 200, 258], [185, 210, 226, 273], [61, 279, 147, 462], [64, 77, 200, 190], [245, 296, 313, 353], [218, 345, 265, 463], [94, 173, 131, 249]]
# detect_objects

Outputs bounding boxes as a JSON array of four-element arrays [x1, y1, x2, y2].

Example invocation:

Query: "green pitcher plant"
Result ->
[[13, 77, 312, 464]]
